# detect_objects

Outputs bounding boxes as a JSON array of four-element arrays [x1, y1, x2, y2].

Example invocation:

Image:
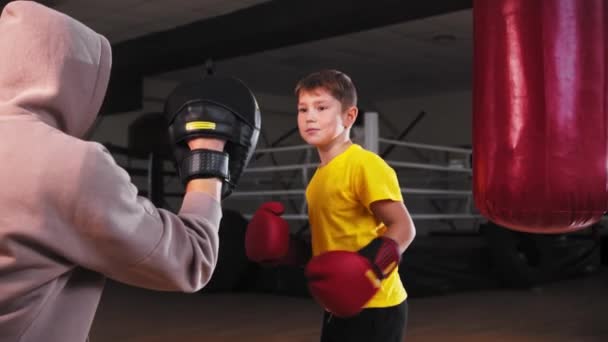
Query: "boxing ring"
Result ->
[[227, 112, 482, 233], [105, 111, 482, 233]]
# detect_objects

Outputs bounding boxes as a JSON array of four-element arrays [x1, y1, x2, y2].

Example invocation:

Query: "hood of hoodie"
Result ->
[[0, 1, 112, 138]]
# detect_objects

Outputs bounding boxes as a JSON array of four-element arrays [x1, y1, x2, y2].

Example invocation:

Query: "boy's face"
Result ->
[[297, 87, 357, 148]]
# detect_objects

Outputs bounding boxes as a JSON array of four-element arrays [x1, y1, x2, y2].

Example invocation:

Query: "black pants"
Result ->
[[320, 300, 408, 342]]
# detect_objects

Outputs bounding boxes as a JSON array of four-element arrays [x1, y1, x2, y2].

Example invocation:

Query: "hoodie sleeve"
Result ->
[[65, 143, 221, 292]]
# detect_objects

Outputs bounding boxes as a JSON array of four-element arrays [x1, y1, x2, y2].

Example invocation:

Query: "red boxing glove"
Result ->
[[245, 202, 291, 264], [305, 237, 400, 317]]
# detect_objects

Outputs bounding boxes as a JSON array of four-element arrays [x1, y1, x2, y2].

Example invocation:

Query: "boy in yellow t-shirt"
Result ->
[[245, 69, 416, 341], [299, 70, 415, 341]]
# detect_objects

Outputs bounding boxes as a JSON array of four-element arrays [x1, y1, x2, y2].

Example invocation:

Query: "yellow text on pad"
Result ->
[[186, 121, 216, 131]]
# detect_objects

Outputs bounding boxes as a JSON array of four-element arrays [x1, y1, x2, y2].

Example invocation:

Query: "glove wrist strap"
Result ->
[[180, 149, 229, 184], [358, 237, 401, 280]]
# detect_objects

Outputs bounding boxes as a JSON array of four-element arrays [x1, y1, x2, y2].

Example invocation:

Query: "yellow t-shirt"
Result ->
[[306, 144, 407, 308]]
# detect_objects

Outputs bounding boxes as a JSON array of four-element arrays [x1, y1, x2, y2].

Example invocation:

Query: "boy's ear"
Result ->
[[344, 106, 359, 128]]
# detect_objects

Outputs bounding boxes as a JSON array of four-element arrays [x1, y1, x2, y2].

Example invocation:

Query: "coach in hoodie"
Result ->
[[0, 1, 260, 341]]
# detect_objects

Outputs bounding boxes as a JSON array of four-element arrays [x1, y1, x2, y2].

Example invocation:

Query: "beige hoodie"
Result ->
[[0, 2, 222, 341]]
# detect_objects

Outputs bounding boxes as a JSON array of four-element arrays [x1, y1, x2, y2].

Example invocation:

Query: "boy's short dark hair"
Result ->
[[295, 69, 358, 109]]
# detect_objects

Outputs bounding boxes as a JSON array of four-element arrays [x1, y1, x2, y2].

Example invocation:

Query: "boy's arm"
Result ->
[[370, 199, 416, 254]]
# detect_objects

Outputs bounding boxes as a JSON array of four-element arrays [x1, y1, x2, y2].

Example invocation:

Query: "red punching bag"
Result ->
[[473, 0, 608, 233]]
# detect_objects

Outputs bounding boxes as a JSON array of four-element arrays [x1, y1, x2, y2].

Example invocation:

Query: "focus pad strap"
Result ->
[[180, 149, 229, 184]]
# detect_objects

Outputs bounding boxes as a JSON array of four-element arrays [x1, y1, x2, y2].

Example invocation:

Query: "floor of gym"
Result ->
[[90, 269, 608, 342]]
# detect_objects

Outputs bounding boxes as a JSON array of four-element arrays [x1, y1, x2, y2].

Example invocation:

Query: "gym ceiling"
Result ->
[[1, 0, 473, 114]]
